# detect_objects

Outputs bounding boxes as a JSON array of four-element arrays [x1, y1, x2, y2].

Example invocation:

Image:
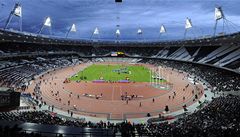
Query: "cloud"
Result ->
[[0, 0, 239, 40]]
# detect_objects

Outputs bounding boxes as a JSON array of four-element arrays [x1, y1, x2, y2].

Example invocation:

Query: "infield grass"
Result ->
[[70, 64, 166, 82]]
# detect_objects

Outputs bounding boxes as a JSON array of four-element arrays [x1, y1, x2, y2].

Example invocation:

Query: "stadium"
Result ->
[[0, 0, 240, 137]]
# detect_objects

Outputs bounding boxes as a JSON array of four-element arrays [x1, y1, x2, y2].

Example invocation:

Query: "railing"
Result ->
[[0, 120, 115, 137], [20, 129, 115, 137]]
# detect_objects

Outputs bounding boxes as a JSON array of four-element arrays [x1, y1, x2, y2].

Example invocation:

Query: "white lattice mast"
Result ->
[[159, 24, 166, 39], [38, 17, 52, 35], [158, 66, 160, 85], [151, 69, 153, 86], [160, 67, 163, 85], [167, 70, 170, 88], [149, 69, 152, 86], [153, 69, 155, 86], [66, 24, 77, 38], [213, 6, 225, 36], [155, 68, 157, 86], [184, 17, 193, 39], [4, 3, 22, 31]]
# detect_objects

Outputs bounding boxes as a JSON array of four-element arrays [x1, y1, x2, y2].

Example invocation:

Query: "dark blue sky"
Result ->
[[0, 0, 240, 41]]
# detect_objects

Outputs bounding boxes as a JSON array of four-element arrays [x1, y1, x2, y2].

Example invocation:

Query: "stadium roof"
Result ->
[[0, 0, 240, 41]]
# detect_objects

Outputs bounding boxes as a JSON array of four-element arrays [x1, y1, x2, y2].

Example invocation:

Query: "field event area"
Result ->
[[69, 64, 166, 82]]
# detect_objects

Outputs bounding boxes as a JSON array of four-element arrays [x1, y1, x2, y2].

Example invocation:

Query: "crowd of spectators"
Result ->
[[1, 28, 240, 50], [4, 54, 238, 93], [0, 111, 114, 129], [0, 110, 119, 136], [141, 59, 240, 92], [0, 57, 81, 89], [135, 95, 240, 137], [91, 47, 161, 57], [1, 95, 240, 136], [0, 42, 162, 57], [0, 59, 239, 136], [0, 125, 52, 137]]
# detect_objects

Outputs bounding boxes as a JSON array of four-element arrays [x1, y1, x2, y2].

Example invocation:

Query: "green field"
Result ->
[[70, 64, 166, 83]]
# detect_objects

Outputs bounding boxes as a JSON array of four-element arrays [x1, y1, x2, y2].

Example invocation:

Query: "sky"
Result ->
[[0, 0, 240, 41]]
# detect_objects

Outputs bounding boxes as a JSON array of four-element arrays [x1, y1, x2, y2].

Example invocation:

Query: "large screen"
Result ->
[[111, 52, 125, 57], [0, 91, 20, 108], [0, 92, 11, 107]]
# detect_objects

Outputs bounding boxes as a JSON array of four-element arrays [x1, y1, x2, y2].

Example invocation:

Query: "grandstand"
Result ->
[[0, 1, 240, 137]]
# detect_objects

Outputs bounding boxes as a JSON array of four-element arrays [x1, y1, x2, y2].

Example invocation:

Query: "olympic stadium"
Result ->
[[0, 0, 240, 137]]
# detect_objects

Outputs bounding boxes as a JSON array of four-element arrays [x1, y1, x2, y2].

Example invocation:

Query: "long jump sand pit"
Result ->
[[27, 62, 204, 120]]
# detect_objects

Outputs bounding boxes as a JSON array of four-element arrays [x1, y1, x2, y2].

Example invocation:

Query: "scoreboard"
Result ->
[[111, 52, 125, 57], [0, 87, 20, 109]]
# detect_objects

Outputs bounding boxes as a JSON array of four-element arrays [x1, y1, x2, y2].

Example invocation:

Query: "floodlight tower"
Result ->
[[4, 3, 22, 31], [38, 17, 52, 35], [137, 27, 144, 42], [66, 24, 77, 38], [159, 24, 167, 39], [115, 0, 122, 43], [213, 6, 225, 36], [91, 27, 100, 41], [115, 25, 121, 42], [184, 17, 193, 39]]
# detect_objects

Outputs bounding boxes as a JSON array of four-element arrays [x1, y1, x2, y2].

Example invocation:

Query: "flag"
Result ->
[[116, 29, 120, 36], [137, 28, 143, 34], [185, 18, 192, 29], [160, 25, 166, 33], [93, 27, 99, 35], [215, 7, 224, 20], [14, 4, 22, 17], [44, 17, 51, 27], [70, 24, 76, 32]]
